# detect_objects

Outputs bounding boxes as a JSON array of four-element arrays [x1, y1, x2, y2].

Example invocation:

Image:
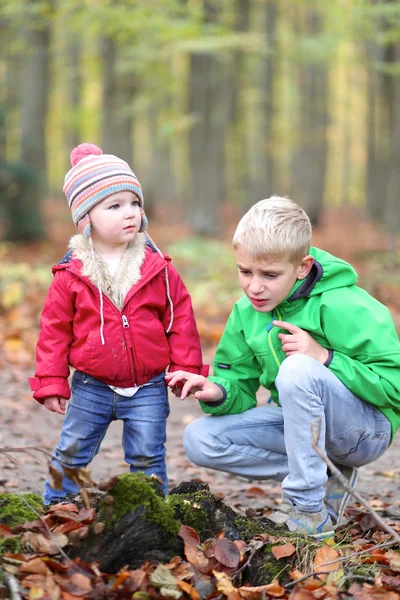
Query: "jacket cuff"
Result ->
[[324, 350, 334, 368], [202, 383, 227, 407], [29, 377, 71, 403]]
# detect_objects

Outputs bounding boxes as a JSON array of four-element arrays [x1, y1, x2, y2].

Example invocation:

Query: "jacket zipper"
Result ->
[[65, 268, 138, 386], [121, 314, 137, 385], [266, 307, 283, 368]]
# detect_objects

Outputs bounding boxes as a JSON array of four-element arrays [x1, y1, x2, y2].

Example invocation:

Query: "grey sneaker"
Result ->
[[267, 498, 334, 539], [325, 465, 358, 525]]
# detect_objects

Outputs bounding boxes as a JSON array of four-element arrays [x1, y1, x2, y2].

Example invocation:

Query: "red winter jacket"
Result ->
[[29, 238, 208, 402]]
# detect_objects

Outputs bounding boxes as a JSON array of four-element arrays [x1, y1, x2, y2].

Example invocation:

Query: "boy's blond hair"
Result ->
[[232, 196, 312, 263]]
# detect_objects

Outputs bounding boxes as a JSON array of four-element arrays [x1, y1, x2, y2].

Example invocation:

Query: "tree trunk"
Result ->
[[65, 32, 83, 152], [290, 9, 328, 225], [384, 42, 400, 245], [144, 99, 176, 218], [101, 37, 134, 164], [188, 3, 228, 236], [245, 0, 278, 204], [8, 3, 50, 241]]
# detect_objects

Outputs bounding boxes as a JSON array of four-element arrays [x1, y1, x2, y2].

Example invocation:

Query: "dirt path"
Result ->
[[1, 367, 399, 516]]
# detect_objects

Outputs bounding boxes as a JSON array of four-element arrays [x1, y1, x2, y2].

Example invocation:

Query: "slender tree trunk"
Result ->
[[188, 2, 228, 236], [101, 37, 134, 164], [9, 5, 50, 241], [385, 42, 400, 245], [145, 99, 176, 216], [290, 9, 328, 225], [65, 32, 83, 152], [246, 0, 277, 204]]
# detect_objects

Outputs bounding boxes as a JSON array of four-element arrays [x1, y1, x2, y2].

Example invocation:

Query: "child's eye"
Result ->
[[265, 274, 278, 279], [132, 200, 139, 207], [240, 270, 251, 275], [109, 204, 120, 210]]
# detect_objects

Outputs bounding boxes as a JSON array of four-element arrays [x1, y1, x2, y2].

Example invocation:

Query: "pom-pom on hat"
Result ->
[[63, 142, 145, 238]]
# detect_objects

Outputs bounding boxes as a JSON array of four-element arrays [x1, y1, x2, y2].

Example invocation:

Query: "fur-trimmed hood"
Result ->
[[69, 233, 147, 310]]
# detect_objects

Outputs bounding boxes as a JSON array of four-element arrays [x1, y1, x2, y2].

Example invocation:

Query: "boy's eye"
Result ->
[[239, 270, 251, 275], [266, 274, 278, 279]]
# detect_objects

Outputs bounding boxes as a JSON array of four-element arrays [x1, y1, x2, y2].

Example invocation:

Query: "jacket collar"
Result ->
[[57, 233, 162, 310]]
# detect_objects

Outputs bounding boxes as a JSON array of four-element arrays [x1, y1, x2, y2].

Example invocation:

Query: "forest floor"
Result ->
[[1, 203, 400, 518]]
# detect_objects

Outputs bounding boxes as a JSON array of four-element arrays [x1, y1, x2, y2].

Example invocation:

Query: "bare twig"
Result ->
[[3, 574, 22, 600], [1, 446, 54, 461], [11, 490, 73, 565], [231, 544, 263, 581], [311, 418, 400, 544]]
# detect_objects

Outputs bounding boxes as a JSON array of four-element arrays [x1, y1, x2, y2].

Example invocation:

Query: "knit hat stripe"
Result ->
[[72, 182, 143, 224], [64, 156, 132, 189], [67, 170, 142, 208], [65, 165, 141, 203]]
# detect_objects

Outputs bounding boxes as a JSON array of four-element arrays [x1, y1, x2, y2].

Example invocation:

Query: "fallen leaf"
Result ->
[[214, 538, 241, 568], [313, 546, 341, 579], [245, 486, 266, 498], [272, 542, 296, 560]]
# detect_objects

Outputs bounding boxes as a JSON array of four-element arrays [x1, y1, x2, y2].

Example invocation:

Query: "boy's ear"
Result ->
[[297, 255, 314, 280]]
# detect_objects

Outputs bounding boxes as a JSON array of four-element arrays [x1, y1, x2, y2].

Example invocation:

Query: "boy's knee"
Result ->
[[183, 419, 216, 468], [276, 354, 318, 393]]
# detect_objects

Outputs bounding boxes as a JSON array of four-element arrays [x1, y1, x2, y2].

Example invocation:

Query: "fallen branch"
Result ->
[[310, 418, 400, 545]]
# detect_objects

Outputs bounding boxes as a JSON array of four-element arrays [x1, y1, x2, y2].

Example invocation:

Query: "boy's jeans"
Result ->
[[183, 355, 391, 512], [43, 371, 169, 505]]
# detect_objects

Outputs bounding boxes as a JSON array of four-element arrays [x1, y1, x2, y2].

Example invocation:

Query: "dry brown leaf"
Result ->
[[272, 543, 296, 560], [313, 546, 340, 574], [238, 579, 286, 598], [22, 532, 68, 555]]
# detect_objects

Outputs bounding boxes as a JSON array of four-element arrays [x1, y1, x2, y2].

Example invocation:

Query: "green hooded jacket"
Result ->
[[202, 247, 400, 442]]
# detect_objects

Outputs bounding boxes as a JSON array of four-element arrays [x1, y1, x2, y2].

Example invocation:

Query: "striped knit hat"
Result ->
[[63, 142, 146, 238]]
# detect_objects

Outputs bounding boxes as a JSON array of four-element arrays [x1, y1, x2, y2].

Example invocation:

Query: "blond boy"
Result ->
[[166, 197, 400, 538]]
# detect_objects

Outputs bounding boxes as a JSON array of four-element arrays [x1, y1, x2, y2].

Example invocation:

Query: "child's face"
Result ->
[[89, 191, 141, 251], [235, 247, 313, 313]]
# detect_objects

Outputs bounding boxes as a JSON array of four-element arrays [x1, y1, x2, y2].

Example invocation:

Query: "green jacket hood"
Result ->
[[287, 247, 358, 302]]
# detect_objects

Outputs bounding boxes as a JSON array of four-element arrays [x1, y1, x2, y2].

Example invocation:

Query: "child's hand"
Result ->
[[165, 371, 224, 402], [43, 396, 67, 415], [273, 320, 329, 364]]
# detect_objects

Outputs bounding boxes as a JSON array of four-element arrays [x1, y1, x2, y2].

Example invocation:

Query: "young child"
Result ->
[[166, 196, 400, 538], [30, 142, 207, 504]]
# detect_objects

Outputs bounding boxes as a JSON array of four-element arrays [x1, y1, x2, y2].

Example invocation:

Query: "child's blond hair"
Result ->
[[232, 196, 312, 263]]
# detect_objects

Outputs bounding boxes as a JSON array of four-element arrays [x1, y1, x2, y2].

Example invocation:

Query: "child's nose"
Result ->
[[249, 278, 264, 294]]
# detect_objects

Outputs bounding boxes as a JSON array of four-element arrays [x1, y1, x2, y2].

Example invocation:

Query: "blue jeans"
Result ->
[[43, 371, 169, 504], [183, 355, 391, 512]]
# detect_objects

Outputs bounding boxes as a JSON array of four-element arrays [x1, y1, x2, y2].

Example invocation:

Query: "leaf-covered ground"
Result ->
[[1, 203, 400, 598]]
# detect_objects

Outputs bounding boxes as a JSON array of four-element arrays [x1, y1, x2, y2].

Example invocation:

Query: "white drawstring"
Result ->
[[145, 233, 174, 333], [89, 238, 106, 345]]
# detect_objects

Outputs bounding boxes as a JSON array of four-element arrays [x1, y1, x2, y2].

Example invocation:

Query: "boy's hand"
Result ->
[[273, 320, 329, 364], [43, 396, 67, 415], [165, 371, 224, 403]]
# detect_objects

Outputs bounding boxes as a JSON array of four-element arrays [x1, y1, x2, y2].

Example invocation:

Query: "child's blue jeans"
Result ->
[[43, 370, 169, 505], [183, 354, 391, 512]]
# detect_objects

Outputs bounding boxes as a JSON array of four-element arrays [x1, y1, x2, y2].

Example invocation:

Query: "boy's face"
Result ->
[[235, 247, 313, 313], [89, 191, 141, 251]]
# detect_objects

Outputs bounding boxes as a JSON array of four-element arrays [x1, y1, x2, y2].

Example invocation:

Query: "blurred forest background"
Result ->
[[0, 0, 400, 375]]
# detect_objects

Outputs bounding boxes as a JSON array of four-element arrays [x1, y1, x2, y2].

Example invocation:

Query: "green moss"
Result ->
[[166, 493, 209, 534], [0, 536, 23, 556], [98, 473, 179, 536], [234, 516, 267, 540], [0, 493, 44, 527]]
